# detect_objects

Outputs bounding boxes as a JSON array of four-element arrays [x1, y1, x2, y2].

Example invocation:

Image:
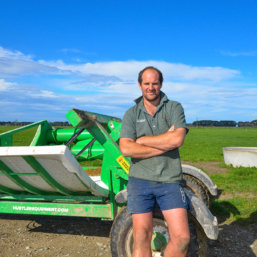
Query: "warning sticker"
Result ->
[[116, 155, 130, 173]]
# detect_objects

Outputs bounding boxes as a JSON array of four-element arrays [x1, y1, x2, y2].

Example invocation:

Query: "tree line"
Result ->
[[1, 120, 257, 127], [191, 119, 257, 127], [0, 121, 70, 126]]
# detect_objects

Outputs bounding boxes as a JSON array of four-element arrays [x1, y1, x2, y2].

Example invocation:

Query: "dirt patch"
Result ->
[[182, 161, 230, 175], [0, 215, 112, 257], [218, 192, 257, 200], [85, 168, 101, 176]]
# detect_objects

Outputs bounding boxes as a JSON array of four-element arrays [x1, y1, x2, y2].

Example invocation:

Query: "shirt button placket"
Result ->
[[152, 117, 157, 132]]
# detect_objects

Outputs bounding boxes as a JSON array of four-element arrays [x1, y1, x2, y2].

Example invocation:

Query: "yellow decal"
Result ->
[[116, 155, 130, 173]]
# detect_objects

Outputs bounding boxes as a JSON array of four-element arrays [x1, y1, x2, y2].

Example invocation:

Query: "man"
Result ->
[[119, 66, 190, 257]]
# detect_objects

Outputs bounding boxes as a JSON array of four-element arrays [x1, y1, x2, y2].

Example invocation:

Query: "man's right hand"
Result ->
[[168, 124, 175, 132], [119, 137, 165, 159]]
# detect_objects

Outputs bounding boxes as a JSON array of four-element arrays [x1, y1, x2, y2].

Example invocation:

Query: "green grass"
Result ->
[[211, 166, 257, 195], [0, 126, 37, 146], [0, 126, 17, 133], [210, 197, 257, 224], [1, 125, 257, 224], [180, 127, 257, 162], [179, 127, 257, 224], [209, 166, 257, 224]]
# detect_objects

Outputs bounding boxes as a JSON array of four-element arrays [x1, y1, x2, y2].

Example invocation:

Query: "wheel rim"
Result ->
[[151, 232, 167, 251], [123, 218, 169, 257], [151, 218, 170, 257], [124, 226, 133, 256]]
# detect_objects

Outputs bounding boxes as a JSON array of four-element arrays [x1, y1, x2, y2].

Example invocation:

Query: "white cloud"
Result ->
[[44, 60, 239, 82], [0, 46, 256, 122], [0, 78, 16, 91], [0, 47, 62, 75], [0, 46, 33, 60], [27, 90, 58, 98], [1, 46, 240, 81], [0, 58, 61, 74], [221, 50, 257, 57]]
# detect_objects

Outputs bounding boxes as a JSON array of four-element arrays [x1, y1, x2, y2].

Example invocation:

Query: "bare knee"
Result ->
[[133, 228, 152, 247], [133, 229, 152, 257], [176, 235, 190, 253], [132, 213, 153, 256]]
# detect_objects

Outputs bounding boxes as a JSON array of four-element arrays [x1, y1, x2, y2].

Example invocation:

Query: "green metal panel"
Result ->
[[0, 194, 105, 202], [82, 166, 100, 170], [71, 139, 104, 161], [0, 120, 50, 147], [85, 121, 130, 177], [66, 109, 121, 128], [30, 121, 53, 146], [0, 201, 113, 219], [0, 172, 38, 176], [65, 109, 129, 195], [46, 121, 122, 162], [0, 109, 128, 221], [46, 128, 92, 143], [65, 109, 130, 174], [0, 185, 24, 194], [101, 152, 128, 195], [108, 121, 122, 142], [0, 135, 12, 147]]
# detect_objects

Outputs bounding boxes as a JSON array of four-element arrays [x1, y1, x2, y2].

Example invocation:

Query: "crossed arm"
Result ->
[[119, 125, 187, 159]]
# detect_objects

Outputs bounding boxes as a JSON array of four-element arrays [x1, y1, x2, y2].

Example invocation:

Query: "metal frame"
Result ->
[[0, 109, 128, 220]]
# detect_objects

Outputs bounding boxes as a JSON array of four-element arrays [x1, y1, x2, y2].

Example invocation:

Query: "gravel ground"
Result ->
[[0, 213, 256, 257], [0, 215, 112, 257]]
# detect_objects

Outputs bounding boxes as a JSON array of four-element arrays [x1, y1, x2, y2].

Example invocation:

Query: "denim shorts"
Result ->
[[127, 177, 191, 214]]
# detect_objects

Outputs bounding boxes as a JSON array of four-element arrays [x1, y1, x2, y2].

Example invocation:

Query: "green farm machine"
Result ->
[[0, 109, 218, 256]]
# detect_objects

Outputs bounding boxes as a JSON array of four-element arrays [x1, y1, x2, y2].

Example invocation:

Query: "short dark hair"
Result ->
[[138, 66, 163, 85]]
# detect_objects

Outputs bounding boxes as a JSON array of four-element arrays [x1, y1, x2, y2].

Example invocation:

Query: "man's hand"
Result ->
[[168, 124, 175, 132], [119, 137, 165, 159], [136, 124, 175, 145], [134, 125, 186, 152], [120, 125, 187, 158]]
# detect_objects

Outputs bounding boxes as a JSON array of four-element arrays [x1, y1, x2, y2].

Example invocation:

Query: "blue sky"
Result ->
[[0, 0, 257, 122]]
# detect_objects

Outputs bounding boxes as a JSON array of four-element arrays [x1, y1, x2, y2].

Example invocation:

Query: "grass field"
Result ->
[[0, 126, 38, 146], [0, 125, 257, 224], [179, 127, 257, 224], [180, 127, 257, 162]]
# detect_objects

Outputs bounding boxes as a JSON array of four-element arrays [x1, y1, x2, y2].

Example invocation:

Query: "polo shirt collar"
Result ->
[[134, 91, 169, 113]]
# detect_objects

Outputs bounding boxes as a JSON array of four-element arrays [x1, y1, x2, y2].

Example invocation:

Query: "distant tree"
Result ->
[[238, 121, 252, 127], [251, 120, 257, 126], [0, 121, 70, 126], [192, 120, 237, 127], [218, 120, 237, 127]]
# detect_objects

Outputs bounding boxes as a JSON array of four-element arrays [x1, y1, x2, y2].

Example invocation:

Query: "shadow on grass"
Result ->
[[211, 199, 257, 225], [210, 199, 240, 224]]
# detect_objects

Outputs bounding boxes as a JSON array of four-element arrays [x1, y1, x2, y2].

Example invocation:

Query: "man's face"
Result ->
[[139, 69, 162, 102]]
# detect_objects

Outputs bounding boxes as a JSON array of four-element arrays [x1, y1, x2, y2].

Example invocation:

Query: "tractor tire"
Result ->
[[183, 174, 210, 207], [110, 207, 208, 257]]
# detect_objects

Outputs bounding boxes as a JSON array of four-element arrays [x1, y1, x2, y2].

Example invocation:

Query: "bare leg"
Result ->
[[132, 212, 153, 257], [162, 208, 190, 257]]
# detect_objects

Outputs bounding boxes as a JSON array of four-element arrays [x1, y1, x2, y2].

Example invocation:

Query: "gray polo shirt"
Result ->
[[120, 92, 188, 183]]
